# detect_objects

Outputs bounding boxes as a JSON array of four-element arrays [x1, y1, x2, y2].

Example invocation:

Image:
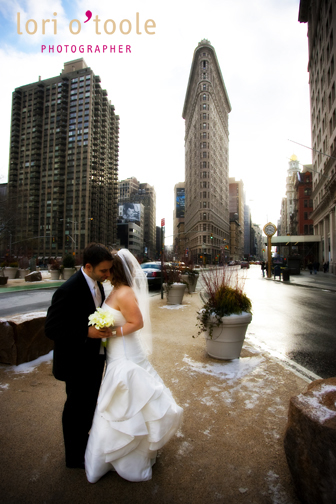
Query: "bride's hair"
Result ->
[[110, 250, 132, 287], [110, 248, 152, 355]]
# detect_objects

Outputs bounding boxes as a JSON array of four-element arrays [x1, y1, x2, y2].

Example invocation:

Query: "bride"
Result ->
[[85, 249, 183, 483]]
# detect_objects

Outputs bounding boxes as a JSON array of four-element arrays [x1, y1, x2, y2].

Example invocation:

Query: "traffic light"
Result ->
[[210, 234, 213, 240]]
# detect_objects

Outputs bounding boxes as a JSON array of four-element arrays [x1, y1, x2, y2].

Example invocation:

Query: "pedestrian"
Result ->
[[308, 261, 313, 275], [45, 243, 113, 469], [313, 260, 319, 274], [323, 261, 328, 273], [261, 261, 265, 277]]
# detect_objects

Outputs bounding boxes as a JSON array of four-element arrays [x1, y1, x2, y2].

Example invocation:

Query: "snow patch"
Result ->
[[200, 396, 214, 406], [6, 351, 53, 374], [297, 384, 336, 423], [0, 311, 47, 323], [0, 383, 9, 391], [182, 355, 264, 381], [160, 304, 186, 310], [177, 441, 193, 456], [265, 470, 290, 504]]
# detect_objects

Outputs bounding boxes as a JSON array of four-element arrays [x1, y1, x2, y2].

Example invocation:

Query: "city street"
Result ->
[[0, 288, 55, 317], [243, 265, 336, 379], [1, 265, 335, 379]]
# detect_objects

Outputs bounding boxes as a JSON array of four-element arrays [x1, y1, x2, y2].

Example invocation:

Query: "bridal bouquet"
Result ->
[[88, 308, 115, 347]]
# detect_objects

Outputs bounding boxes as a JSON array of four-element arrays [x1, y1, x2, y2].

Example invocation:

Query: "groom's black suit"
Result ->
[[45, 269, 105, 466]]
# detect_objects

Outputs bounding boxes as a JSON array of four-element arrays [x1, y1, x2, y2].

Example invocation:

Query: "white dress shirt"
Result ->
[[81, 267, 102, 308], [82, 267, 105, 354]]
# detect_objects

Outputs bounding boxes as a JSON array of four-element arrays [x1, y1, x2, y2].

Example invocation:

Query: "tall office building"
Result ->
[[285, 155, 301, 235], [118, 177, 156, 258], [182, 40, 231, 264], [173, 182, 186, 260], [244, 202, 251, 258], [229, 177, 245, 260], [299, 0, 336, 273], [8, 58, 119, 260]]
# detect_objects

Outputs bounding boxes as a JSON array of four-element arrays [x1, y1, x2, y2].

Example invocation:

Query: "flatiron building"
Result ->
[[182, 40, 231, 264]]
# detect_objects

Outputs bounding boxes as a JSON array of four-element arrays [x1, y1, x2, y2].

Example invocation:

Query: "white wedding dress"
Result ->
[[85, 304, 183, 483]]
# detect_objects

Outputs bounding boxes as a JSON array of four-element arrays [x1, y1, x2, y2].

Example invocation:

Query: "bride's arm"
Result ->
[[114, 287, 143, 337]]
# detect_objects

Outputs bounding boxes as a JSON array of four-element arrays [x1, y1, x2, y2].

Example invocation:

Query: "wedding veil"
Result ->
[[116, 249, 152, 356]]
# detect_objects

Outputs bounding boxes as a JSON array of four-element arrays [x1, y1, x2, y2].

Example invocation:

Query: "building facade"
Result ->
[[286, 155, 301, 235], [118, 177, 156, 259], [229, 178, 245, 260], [173, 182, 186, 260], [182, 40, 231, 264], [7, 58, 119, 261], [244, 202, 251, 258], [299, 0, 336, 273], [294, 166, 314, 235]]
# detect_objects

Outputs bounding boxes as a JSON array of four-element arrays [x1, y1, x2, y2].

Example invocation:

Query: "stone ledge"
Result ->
[[0, 312, 53, 365], [284, 377, 336, 504]]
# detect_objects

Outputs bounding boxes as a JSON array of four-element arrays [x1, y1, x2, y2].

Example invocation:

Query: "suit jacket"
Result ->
[[45, 269, 105, 381]]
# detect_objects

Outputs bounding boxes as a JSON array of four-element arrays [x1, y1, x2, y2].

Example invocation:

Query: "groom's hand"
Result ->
[[88, 326, 112, 339]]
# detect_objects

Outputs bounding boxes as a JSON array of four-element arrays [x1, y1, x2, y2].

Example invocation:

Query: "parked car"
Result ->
[[141, 262, 162, 289], [240, 261, 250, 269]]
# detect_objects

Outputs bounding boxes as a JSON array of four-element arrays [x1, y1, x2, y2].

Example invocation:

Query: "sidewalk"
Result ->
[[0, 270, 64, 293], [266, 268, 336, 292], [1, 267, 336, 293], [0, 286, 313, 504]]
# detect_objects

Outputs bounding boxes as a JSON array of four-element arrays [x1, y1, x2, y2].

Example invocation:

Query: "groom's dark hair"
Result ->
[[83, 243, 112, 268]]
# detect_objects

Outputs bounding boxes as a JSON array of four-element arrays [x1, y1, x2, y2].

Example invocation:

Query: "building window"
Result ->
[[304, 212, 308, 220], [304, 199, 308, 207], [203, 94, 207, 101], [304, 188, 312, 195]]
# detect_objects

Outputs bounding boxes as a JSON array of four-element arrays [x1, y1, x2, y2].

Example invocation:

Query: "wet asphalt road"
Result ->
[[242, 266, 336, 379]]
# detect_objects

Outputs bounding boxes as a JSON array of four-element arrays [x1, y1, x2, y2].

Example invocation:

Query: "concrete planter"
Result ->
[[205, 312, 252, 360], [163, 283, 187, 305], [50, 269, 60, 280], [4, 267, 18, 279], [19, 268, 30, 279], [181, 273, 199, 293], [63, 267, 75, 280]]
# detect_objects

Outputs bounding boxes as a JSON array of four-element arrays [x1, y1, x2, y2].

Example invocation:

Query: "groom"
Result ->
[[45, 243, 113, 469]]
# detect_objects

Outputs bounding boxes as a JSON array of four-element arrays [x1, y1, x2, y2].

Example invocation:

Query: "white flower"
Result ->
[[88, 308, 115, 330]]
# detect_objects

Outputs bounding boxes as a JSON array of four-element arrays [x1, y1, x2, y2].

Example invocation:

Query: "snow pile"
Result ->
[[8, 351, 53, 374], [297, 383, 336, 423]]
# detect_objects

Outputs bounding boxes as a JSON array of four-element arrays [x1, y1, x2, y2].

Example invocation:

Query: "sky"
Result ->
[[0, 0, 312, 245]]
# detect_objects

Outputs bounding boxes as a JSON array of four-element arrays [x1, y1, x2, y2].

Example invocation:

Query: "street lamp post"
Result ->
[[60, 219, 77, 257]]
